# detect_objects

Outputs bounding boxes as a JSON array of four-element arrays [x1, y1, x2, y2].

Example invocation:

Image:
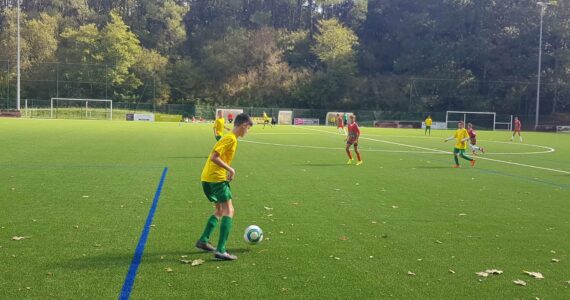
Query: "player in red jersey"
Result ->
[[336, 113, 346, 135], [467, 123, 485, 155], [345, 115, 363, 165], [511, 116, 523, 142]]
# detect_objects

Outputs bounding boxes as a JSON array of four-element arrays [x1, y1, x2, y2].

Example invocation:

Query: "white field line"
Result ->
[[296, 126, 570, 175]]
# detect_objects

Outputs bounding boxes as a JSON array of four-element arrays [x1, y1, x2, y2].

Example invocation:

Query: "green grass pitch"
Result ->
[[1, 118, 569, 299]]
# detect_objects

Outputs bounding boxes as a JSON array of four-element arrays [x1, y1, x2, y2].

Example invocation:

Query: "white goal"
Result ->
[[278, 110, 293, 125], [325, 112, 354, 126], [215, 108, 243, 123], [445, 111, 512, 131], [50, 98, 113, 120]]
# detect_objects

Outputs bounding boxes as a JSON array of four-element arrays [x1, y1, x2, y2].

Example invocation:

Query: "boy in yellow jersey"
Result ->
[[196, 113, 253, 260], [444, 121, 475, 168], [262, 111, 272, 129], [424, 115, 432, 135], [213, 110, 231, 141]]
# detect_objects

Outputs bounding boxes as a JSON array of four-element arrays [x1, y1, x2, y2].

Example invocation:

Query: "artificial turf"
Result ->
[[1, 118, 569, 299]]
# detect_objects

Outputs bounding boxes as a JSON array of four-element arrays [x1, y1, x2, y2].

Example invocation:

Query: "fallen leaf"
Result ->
[[513, 279, 527, 286], [73, 225, 79, 229], [334, 257, 340, 260], [94, 243, 101, 247], [47, 272, 53, 276], [339, 236, 348, 241], [407, 271, 416, 276], [82, 195, 89, 198], [485, 269, 503, 275], [11, 236, 25, 241], [523, 271, 544, 279], [180, 259, 191, 264], [165, 268, 174, 273], [565, 280, 570, 285], [551, 258, 560, 263], [459, 213, 467, 216], [392, 205, 399, 209], [435, 240, 443, 244], [371, 221, 377, 224], [180, 255, 187, 258], [191, 259, 205, 266], [475, 272, 489, 277], [448, 269, 455, 274], [264, 206, 273, 211], [267, 214, 273, 217]]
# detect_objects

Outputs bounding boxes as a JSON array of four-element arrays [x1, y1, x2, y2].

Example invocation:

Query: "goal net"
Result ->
[[325, 112, 354, 126], [278, 110, 293, 125], [445, 111, 511, 131], [215, 108, 243, 123], [51, 98, 113, 120]]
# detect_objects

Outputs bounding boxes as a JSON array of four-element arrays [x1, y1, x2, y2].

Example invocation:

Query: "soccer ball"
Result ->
[[244, 225, 263, 244]]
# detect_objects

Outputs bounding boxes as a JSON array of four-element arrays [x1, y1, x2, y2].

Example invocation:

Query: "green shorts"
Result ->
[[453, 148, 466, 155], [215, 135, 222, 141], [202, 181, 233, 203]]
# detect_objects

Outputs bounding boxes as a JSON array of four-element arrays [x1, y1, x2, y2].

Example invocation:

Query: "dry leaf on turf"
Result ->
[[11, 236, 25, 241], [475, 272, 489, 277], [523, 271, 544, 279], [264, 206, 273, 211], [165, 267, 174, 273], [565, 281, 570, 285], [435, 240, 443, 244], [392, 205, 399, 209], [339, 236, 348, 241], [551, 258, 560, 263], [513, 279, 527, 286], [448, 269, 455, 274], [407, 271, 416, 276], [180, 259, 191, 264], [191, 259, 205, 266], [485, 269, 503, 275]]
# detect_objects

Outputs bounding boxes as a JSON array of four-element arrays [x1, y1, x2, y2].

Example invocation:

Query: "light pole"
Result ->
[[16, 0, 20, 111], [535, 1, 552, 129]]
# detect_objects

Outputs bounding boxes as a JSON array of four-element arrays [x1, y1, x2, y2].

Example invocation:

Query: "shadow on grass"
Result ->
[[413, 166, 449, 169], [51, 248, 251, 269]]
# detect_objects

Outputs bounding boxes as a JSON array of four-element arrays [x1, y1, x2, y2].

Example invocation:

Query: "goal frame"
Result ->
[[50, 98, 113, 120], [445, 110, 512, 131]]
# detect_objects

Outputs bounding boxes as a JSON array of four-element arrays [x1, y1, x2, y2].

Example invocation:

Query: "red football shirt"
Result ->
[[514, 119, 521, 130], [348, 122, 360, 141]]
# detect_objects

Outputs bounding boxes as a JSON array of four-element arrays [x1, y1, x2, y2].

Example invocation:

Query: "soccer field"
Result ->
[[1, 119, 569, 299]]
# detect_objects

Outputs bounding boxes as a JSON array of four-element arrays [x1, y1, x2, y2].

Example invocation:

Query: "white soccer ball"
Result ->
[[244, 225, 263, 244]]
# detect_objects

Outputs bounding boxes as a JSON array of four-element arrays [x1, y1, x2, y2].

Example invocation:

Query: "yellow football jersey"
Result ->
[[214, 118, 225, 136], [454, 128, 469, 149], [425, 117, 432, 126], [201, 132, 237, 182]]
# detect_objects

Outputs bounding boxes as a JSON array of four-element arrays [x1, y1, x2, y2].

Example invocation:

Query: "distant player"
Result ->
[[345, 115, 363, 165], [424, 115, 432, 135], [214, 110, 230, 141], [444, 121, 475, 168], [467, 123, 485, 155], [227, 113, 234, 124], [336, 113, 345, 134], [263, 111, 272, 129], [512, 116, 523, 142], [196, 113, 254, 260], [271, 116, 277, 126]]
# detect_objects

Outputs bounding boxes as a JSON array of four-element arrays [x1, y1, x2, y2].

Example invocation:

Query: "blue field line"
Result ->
[[119, 167, 168, 300]]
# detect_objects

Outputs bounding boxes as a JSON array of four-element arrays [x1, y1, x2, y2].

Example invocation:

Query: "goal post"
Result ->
[[50, 98, 113, 120], [445, 111, 512, 131], [325, 112, 354, 126], [215, 108, 243, 123], [278, 110, 293, 125]]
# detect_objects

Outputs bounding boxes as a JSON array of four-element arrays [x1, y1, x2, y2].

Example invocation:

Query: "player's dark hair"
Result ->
[[234, 113, 253, 127]]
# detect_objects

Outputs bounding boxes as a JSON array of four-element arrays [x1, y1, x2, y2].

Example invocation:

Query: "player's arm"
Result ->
[[444, 136, 454, 142], [210, 151, 236, 181]]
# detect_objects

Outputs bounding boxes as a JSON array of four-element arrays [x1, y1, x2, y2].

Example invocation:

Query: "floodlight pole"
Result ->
[[16, 0, 21, 111], [535, 2, 551, 129]]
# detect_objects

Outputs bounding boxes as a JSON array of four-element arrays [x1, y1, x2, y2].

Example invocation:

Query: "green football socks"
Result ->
[[217, 216, 233, 253], [199, 215, 219, 243]]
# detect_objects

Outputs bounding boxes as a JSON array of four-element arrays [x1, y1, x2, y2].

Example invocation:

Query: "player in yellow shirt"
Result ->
[[196, 113, 253, 260], [424, 115, 433, 135], [213, 110, 231, 141], [262, 111, 272, 129], [444, 121, 475, 168]]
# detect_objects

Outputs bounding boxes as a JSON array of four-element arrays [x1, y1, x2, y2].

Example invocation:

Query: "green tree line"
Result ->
[[1, 0, 569, 115]]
